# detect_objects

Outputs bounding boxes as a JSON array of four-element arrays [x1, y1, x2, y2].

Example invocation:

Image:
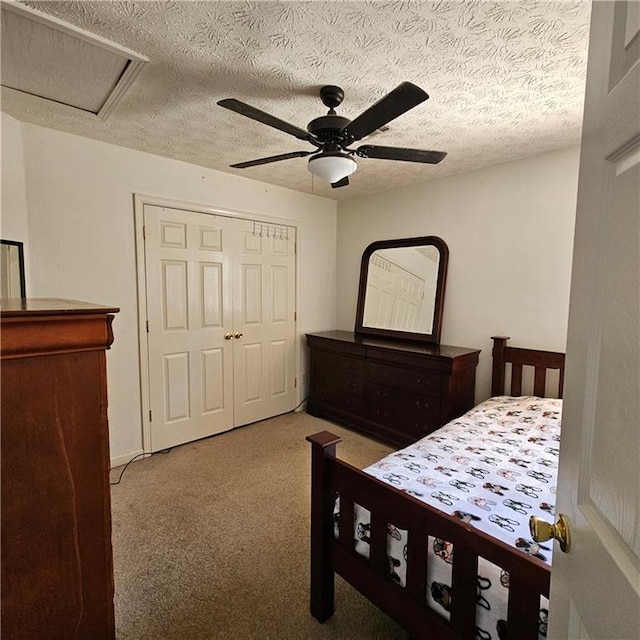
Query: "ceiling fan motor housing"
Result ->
[[307, 114, 351, 143], [309, 85, 355, 148], [319, 85, 345, 110]]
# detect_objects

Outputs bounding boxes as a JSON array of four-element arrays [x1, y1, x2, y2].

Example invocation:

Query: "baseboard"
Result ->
[[110, 449, 148, 469]]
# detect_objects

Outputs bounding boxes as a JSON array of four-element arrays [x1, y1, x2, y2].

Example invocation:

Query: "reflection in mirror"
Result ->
[[363, 245, 440, 334], [1, 240, 26, 299], [355, 236, 448, 345]]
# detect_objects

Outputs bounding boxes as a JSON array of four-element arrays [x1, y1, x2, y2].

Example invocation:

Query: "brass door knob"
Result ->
[[224, 333, 233, 340], [529, 513, 572, 553], [234, 332, 243, 339]]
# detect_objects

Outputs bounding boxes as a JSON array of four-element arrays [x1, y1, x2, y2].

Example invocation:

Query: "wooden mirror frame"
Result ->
[[354, 236, 449, 345]]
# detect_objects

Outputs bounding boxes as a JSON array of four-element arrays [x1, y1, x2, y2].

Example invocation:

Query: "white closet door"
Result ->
[[144, 205, 234, 451], [232, 220, 297, 426], [143, 206, 297, 451]]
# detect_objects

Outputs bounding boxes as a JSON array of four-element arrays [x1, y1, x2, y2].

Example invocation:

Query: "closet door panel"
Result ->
[[145, 205, 234, 451], [242, 263, 262, 324], [161, 260, 188, 329], [202, 348, 225, 413], [233, 220, 296, 426], [270, 339, 288, 396], [201, 262, 223, 327], [271, 265, 288, 322], [239, 342, 263, 403]]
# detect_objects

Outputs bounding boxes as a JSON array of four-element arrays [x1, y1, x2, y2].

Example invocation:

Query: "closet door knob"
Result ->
[[234, 332, 244, 339], [224, 333, 233, 340]]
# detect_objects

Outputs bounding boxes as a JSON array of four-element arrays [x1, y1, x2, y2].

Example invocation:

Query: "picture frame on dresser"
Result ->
[[0, 239, 26, 299]]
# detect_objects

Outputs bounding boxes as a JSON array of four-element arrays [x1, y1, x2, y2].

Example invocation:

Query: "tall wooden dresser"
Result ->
[[1, 299, 119, 640], [306, 330, 480, 447]]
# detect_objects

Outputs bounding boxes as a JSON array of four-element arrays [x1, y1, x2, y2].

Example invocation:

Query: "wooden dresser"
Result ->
[[1, 299, 119, 640], [306, 330, 480, 447]]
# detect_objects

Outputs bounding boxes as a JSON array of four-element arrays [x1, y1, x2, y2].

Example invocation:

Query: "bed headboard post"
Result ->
[[306, 431, 342, 623], [491, 336, 510, 396]]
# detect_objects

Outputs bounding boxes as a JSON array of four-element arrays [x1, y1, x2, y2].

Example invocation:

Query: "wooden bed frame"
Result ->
[[307, 336, 566, 640]]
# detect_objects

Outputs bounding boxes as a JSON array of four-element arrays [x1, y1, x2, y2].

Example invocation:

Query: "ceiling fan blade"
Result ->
[[218, 98, 314, 141], [230, 151, 313, 169], [342, 82, 429, 142], [357, 145, 447, 165], [331, 176, 350, 188]]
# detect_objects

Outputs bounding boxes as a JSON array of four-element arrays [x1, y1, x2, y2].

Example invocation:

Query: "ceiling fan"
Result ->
[[217, 82, 447, 189]]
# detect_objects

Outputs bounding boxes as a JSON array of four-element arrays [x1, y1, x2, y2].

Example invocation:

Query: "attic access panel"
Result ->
[[0, 1, 147, 120]]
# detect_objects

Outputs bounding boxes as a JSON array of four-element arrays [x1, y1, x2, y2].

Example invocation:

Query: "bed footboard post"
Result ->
[[491, 336, 510, 396], [306, 431, 342, 623]]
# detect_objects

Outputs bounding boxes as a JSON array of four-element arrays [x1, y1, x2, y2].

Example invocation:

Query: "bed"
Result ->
[[306, 336, 565, 640]]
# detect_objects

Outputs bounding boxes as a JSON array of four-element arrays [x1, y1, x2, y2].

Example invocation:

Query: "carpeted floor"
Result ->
[[110, 410, 407, 639]]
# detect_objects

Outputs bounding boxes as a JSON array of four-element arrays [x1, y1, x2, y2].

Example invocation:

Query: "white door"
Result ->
[[143, 206, 297, 451], [548, 2, 640, 639], [144, 205, 235, 451], [364, 254, 396, 327], [391, 269, 424, 331], [232, 219, 297, 426], [364, 254, 425, 332]]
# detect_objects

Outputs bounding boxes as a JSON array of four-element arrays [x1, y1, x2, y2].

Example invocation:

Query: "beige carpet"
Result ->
[[110, 410, 407, 639]]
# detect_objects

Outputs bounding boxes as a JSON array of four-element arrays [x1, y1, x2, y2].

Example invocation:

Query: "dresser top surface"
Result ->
[[1, 298, 120, 317], [306, 330, 480, 358]]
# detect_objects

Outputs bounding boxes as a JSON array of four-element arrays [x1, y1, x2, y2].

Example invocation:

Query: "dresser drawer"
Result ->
[[367, 398, 440, 441], [313, 370, 363, 396], [368, 381, 440, 419], [312, 351, 364, 395], [314, 388, 366, 415], [367, 361, 441, 397], [314, 350, 364, 376]]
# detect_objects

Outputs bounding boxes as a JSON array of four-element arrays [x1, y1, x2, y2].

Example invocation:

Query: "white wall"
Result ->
[[1, 114, 30, 289], [337, 146, 580, 401], [20, 123, 337, 465], [8, 117, 579, 461]]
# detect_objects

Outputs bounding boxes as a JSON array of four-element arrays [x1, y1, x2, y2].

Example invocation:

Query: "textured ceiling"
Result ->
[[2, 1, 592, 200]]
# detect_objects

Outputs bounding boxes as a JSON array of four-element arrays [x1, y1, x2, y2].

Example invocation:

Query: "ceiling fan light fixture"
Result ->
[[307, 153, 357, 183]]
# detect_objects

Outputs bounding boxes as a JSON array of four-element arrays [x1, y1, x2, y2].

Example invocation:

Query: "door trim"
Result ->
[[133, 193, 300, 454]]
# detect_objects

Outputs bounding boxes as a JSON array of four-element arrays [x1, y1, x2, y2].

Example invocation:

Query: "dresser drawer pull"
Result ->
[[376, 389, 388, 398], [416, 400, 430, 409], [347, 382, 357, 390]]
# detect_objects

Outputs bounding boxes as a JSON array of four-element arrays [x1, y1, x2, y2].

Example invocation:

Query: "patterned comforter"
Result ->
[[345, 396, 562, 639]]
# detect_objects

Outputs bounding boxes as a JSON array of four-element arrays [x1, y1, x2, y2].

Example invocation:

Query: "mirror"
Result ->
[[355, 236, 448, 344], [1, 239, 26, 299]]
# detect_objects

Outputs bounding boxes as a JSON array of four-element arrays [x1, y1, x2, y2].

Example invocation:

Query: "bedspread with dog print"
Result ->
[[337, 395, 561, 639]]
